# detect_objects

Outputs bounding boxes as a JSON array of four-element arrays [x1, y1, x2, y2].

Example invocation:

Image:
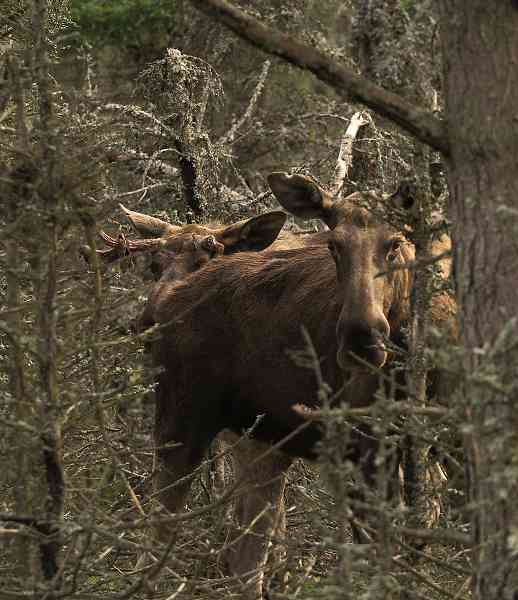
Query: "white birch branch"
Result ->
[[330, 110, 370, 199]]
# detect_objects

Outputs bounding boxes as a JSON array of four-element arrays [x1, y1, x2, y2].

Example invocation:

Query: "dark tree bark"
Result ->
[[438, 2, 518, 597], [32, 0, 65, 583], [174, 137, 203, 219]]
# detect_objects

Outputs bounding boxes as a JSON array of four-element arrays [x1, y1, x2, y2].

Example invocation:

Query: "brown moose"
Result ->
[[94, 202, 307, 590], [146, 173, 417, 579], [222, 216, 455, 598]]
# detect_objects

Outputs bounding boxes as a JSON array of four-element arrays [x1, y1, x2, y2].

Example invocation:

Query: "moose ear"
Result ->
[[268, 172, 335, 225], [119, 203, 179, 238], [215, 211, 287, 253]]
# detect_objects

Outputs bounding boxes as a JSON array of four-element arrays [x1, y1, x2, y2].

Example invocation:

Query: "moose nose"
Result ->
[[337, 315, 390, 369]]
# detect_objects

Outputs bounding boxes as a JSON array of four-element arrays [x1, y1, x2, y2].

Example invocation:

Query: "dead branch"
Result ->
[[102, 103, 177, 138], [105, 148, 180, 179], [219, 59, 271, 146], [189, 0, 449, 155], [393, 555, 468, 600], [395, 526, 470, 547], [82, 221, 148, 519], [31, 0, 65, 583], [330, 110, 370, 199], [293, 402, 450, 420]]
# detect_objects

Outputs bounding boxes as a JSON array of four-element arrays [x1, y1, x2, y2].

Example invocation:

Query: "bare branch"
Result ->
[[395, 526, 470, 547], [329, 110, 370, 199], [116, 183, 168, 198], [293, 401, 450, 420], [105, 148, 180, 179], [102, 103, 177, 138], [188, 0, 449, 154], [219, 59, 271, 146]]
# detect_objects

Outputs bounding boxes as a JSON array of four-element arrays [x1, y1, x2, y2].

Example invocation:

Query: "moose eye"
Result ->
[[391, 239, 401, 253], [387, 239, 402, 262]]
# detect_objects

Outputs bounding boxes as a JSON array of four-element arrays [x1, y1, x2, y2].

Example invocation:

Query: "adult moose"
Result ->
[[148, 171, 416, 562]]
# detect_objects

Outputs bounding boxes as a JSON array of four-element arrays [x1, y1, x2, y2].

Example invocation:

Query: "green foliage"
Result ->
[[400, 0, 418, 13], [69, 0, 178, 49]]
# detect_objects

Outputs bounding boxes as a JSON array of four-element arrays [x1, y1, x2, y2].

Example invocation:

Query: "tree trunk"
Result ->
[[439, 2, 518, 598]]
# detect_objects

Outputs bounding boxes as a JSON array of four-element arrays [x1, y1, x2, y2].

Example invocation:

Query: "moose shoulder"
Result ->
[[150, 172, 416, 523]]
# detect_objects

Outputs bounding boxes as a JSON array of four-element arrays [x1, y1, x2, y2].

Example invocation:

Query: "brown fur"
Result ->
[[97, 208, 287, 331], [151, 241, 412, 450], [139, 233, 224, 330]]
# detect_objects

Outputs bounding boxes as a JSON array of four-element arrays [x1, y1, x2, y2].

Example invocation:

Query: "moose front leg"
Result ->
[[221, 433, 293, 600], [152, 408, 219, 542], [151, 442, 205, 544]]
